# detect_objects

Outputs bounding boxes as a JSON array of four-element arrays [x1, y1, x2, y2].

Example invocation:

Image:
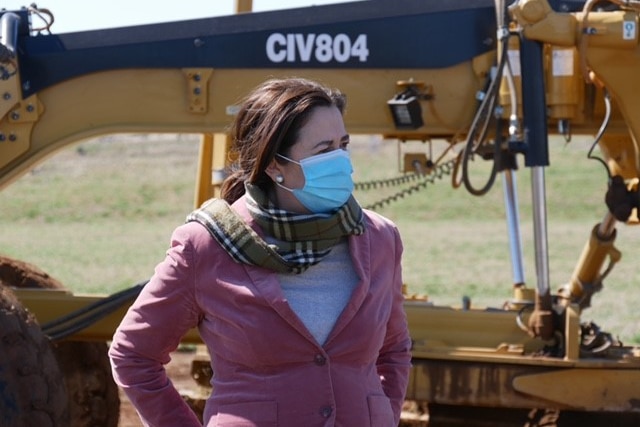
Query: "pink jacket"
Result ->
[[109, 197, 412, 427]]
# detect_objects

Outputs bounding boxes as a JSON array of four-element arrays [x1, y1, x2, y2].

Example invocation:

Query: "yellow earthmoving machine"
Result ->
[[2, 0, 640, 425]]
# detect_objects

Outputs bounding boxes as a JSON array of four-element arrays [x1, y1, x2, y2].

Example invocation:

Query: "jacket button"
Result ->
[[314, 354, 326, 366], [319, 406, 333, 418]]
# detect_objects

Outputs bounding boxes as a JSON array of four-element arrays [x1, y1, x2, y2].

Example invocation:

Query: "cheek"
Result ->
[[283, 163, 306, 189], [289, 167, 306, 189]]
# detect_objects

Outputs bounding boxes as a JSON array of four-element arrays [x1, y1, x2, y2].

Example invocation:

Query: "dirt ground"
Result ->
[[117, 349, 198, 427]]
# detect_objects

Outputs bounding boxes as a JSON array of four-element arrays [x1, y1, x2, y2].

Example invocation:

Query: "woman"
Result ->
[[109, 77, 412, 426]]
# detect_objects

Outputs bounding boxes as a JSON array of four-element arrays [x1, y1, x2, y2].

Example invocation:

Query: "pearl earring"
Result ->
[[276, 175, 284, 184]]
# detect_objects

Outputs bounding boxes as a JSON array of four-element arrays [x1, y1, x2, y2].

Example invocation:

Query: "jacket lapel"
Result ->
[[233, 199, 319, 342], [244, 264, 320, 344], [234, 197, 372, 347], [324, 226, 371, 343]]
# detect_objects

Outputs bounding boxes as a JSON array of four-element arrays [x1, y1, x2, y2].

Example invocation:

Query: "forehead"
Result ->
[[294, 106, 346, 150]]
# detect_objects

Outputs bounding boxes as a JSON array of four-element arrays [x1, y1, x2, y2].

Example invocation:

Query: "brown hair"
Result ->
[[220, 77, 346, 204]]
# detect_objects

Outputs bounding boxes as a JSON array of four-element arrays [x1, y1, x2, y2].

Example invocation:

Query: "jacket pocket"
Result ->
[[213, 401, 277, 427], [367, 394, 395, 427]]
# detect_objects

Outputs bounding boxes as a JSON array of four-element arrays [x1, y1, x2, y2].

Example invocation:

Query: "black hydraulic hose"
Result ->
[[42, 280, 147, 341], [587, 88, 612, 179], [460, 33, 508, 196]]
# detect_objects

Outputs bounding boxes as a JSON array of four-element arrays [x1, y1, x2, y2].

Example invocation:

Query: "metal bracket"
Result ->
[[6, 94, 40, 123], [183, 68, 213, 114], [0, 73, 20, 122], [0, 95, 40, 170]]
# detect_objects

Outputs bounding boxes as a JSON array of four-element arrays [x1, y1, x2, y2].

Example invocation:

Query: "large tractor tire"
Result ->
[[54, 341, 120, 427], [0, 255, 120, 427], [0, 285, 69, 426]]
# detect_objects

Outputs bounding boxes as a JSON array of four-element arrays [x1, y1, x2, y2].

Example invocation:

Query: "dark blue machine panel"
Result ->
[[12, 0, 497, 96]]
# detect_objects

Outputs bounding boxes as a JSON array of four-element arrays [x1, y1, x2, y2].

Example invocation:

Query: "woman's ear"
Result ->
[[265, 158, 283, 183]]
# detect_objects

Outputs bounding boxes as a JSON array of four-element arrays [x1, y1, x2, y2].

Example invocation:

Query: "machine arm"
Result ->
[[0, 0, 498, 189]]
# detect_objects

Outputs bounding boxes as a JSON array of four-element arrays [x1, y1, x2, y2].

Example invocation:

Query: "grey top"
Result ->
[[277, 240, 359, 345]]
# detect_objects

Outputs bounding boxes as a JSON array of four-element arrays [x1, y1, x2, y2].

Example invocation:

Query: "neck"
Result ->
[[269, 185, 310, 214]]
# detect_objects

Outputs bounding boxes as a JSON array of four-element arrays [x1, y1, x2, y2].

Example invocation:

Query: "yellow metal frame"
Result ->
[[13, 287, 202, 344]]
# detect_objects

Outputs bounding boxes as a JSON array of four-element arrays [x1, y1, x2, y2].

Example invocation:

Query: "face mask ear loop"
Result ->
[[274, 153, 301, 192], [275, 180, 294, 193], [276, 153, 300, 165]]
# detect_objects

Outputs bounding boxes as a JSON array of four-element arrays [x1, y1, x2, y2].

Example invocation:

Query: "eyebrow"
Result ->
[[312, 134, 350, 150]]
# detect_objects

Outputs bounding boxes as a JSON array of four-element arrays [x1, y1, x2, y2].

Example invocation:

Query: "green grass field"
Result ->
[[1, 133, 640, 343]]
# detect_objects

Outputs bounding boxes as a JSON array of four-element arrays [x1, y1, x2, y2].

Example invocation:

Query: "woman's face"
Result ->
[[266, 105, 350, 213]]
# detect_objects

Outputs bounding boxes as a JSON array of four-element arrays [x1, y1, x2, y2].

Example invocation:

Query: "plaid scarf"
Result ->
[[186, 184, 365, 274]]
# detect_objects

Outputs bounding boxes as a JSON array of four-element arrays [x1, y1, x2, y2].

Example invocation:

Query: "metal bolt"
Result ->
[[193, 38, 204, 47], [0, 133, 5, 142], [2, 92, 10, 100], [26, 104, 34, 112], [8, 133, 16, 141], [10, 111, 19, 120], [193, 74, 201, 82], [193, 87, 201, 95]]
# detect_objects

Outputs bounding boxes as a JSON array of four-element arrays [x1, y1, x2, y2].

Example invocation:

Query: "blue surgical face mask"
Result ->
[[276, 149, 354, 213]]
